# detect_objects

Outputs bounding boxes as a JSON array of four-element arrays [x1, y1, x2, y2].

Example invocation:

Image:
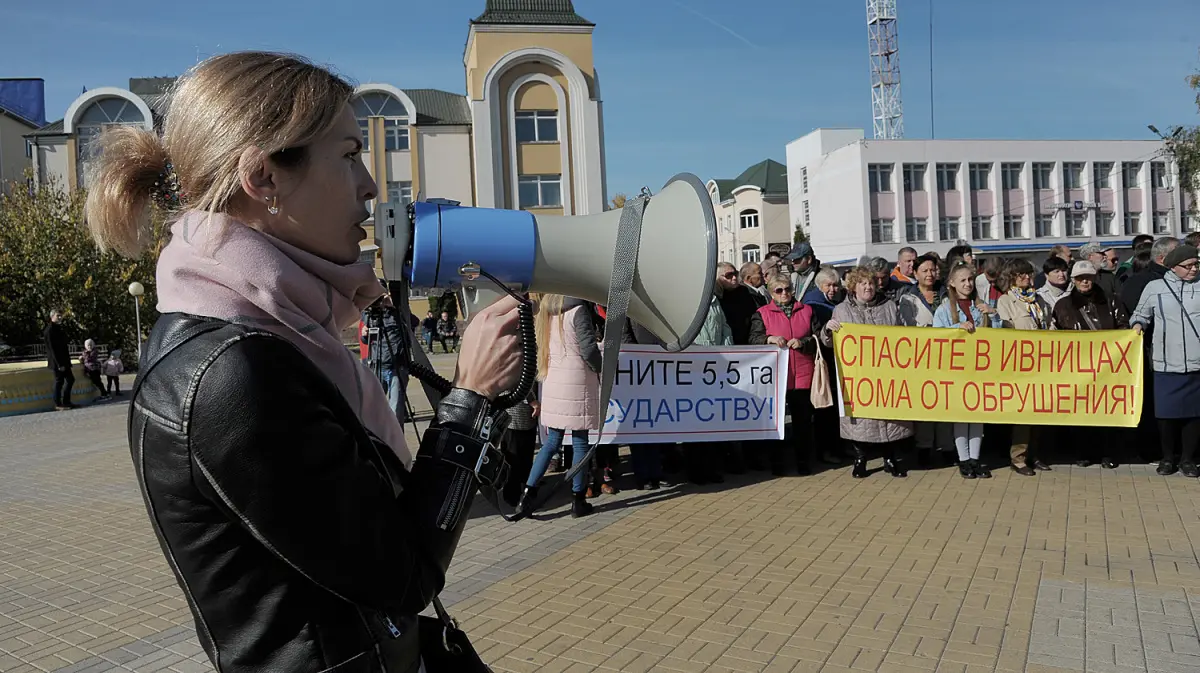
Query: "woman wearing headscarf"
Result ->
[[1132, 244, 1200, 477]]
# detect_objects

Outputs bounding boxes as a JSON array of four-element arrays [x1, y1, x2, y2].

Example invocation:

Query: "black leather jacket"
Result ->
[[130, 313, 506, 672]]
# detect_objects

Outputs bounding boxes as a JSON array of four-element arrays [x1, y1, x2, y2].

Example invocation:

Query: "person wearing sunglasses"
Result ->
[[1132, 244, 1200, 477], [748, 274, 821, 476]]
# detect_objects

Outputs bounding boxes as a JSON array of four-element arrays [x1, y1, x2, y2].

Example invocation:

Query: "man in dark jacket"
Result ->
[[1078, 242, 1121, 298], [44, 309, 75, 410], [1119, 236, 1178, 461], [715, 262, 766, 346], [1117, 234, 1155, 284], [362, 293, 407, 420]]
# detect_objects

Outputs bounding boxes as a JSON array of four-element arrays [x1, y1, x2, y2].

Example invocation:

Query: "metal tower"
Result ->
[[867, 0, 904, 139]]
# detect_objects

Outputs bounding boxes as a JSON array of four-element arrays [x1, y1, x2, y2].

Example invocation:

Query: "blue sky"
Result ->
[[3, 0, 1198, 196]]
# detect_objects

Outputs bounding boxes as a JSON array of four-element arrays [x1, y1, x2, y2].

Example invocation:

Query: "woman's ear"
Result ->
[[237, 146, 277, 205]]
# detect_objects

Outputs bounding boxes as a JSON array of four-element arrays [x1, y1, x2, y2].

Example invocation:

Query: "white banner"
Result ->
[[597, 345, 789, 444]]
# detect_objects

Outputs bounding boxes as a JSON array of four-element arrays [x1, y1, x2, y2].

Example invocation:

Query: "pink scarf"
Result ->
[[156, 211, 412, 468]]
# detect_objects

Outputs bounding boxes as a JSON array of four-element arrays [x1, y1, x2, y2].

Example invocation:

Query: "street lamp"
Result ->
[[128, 281, 145, 361]]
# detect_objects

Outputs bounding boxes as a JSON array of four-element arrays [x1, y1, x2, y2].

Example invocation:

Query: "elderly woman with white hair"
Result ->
[[801, 266, 844, 463]]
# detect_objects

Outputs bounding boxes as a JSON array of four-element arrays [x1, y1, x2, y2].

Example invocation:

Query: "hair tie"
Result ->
[[151, 161, 183, 209]]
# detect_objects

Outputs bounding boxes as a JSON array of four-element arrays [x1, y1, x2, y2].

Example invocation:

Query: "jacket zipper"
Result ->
[[436, 471, 472, 531]]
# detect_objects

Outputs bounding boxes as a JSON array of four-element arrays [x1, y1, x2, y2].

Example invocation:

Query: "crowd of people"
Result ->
[[357, 232, 1200, 519]]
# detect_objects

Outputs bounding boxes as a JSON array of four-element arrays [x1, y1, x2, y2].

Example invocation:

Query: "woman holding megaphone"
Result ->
[[84, 52, 520, 673]]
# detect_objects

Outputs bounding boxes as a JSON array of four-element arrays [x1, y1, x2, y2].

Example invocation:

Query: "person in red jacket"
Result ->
[[748, 273, 821, 476]]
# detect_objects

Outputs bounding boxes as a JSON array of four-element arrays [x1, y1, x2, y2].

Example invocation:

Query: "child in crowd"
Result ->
[[102, 349, 124, 396]]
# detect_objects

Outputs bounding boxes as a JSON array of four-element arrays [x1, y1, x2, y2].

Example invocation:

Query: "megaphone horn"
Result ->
[[378, 173, 718, 352]]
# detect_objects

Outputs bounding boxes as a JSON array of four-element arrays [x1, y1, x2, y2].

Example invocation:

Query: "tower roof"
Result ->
[[712, 159, 788, 201], [471, 0, 594, 26]]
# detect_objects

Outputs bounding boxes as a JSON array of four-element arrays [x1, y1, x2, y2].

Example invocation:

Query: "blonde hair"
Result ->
[[533, 293, 565, 381], [842, 266, 874, 292], [945, 263, 975, 324], [85, 51, 355, 257]]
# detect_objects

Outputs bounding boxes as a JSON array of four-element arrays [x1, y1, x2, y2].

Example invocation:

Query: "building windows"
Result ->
[[1096, 212, 1115, 236], [1032, 163, 1054, 190], [24, 139, 32, 158], [1003, 215, 1025, 239], [802, 200, 810, 226], [517, 174, 562, 209], [739, 209, 760, 229], [1035, 214, 1055, 238], [353, 92, 410, 152], [868, 164, 893, 193], [1184, 214, 1198, 233], [1066, 212, 1087, 237], [515, 110, 558, 143], [1001, 163, 1023, 190], [903, 164, 926, 192], [1060, 164, 1089, 190], [1124, 212, 1141, 235], [1093, 162, 1113, 189], [1122, 162, 1141, 189], [386, 181, 412, 206], [938, 217, 959, 241], [871, 219, 895, 243], [936, 163, 959, 191], [801, 167, 808, 193], [1154, 213, 1171, 234], [905, 218, 928, 242], [741, 245, 762, 263], [75, 97, 147, 185], [1151, 162, 1169, 189], [971, 216, 993, 240], [969, 163, 991, 191]]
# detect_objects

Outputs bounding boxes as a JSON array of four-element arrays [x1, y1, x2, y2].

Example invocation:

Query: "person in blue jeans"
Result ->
[[516, 294, 600, 518]]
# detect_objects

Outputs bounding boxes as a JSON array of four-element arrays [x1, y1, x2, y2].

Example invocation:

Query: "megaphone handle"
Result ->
[[491, 302, 537, 411]]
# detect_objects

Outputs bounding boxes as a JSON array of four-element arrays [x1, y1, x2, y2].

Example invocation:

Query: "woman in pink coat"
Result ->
[[517, 294, 601, 518]]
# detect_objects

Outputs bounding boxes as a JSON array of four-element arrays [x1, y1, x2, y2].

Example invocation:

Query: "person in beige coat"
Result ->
[[995, 258, 1053, 475]]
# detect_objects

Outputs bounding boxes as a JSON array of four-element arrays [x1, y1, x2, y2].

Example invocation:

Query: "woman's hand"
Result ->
[[1133, 323, 1144, 335], [826, 320, 841, 333], [530, 400, 541, 417], [958, 321, 976, 334], [768, 336, 788, 348], [787, 338, 802, 350], [452, 295, 524, 400]]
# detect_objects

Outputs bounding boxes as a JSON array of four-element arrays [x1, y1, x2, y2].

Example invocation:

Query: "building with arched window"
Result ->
[[23, 1, 608, 266], [707, 159, 792, 268]]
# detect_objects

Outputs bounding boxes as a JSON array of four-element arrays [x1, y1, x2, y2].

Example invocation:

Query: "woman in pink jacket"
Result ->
[[517, 294, 601, 519], [748, 273, 820, 475]]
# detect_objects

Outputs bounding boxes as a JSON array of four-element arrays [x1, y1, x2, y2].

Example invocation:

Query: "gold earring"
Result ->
[[267, 196, 279, 216]]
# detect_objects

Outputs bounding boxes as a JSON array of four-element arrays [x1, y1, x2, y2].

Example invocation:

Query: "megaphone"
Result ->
[[376, 173, 717, 352]]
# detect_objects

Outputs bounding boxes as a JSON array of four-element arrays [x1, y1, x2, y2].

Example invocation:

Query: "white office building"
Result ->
[[786, 128, 1198, 266]]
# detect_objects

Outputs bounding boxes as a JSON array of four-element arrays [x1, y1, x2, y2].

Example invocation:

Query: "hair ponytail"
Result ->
[[84, 125, 170, 258]]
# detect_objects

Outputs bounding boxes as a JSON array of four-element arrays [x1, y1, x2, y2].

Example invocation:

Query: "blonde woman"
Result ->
[[933, 263, 992, 479], [84, 52, 521, 673], [517, 294, 599, 518]]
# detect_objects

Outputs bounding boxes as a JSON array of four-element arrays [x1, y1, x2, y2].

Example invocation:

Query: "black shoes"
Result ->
[[958, 460, 991, 479], [1158, 461, 1178, 476], [1100, 458, 1118, 469], [1012, 464, 1036, 476], [959, 462, 975, 479], [852, 459, 868, 479], [1033, 460, 1052, 471], [1182, 462, 1199, 478], [571, 492, 593, 518], [882, 457, 908, 478], [516, 486, 538, 518]]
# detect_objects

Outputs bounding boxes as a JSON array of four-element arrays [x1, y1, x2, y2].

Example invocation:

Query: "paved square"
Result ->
[[5, 370, 1200, 672]]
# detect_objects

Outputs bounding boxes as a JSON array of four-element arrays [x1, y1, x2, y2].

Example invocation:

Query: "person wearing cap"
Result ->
[[1131, 244, 1200, 477], [785, 241, 822, 300], [1053, 258, 1129, 469], [1120, 236, 1179, 459], [1077, 242, 1122, 298]]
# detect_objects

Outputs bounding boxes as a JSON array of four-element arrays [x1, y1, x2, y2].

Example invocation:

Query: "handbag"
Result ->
[[417, 597, 492, 672], [810, 344, 834, 409]]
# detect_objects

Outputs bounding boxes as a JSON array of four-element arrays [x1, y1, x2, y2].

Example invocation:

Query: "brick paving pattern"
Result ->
[[4, 366, 1200, 672]]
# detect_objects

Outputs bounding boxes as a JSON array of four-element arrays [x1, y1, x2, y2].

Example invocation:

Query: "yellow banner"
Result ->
[[832, 324, 1144, 427]]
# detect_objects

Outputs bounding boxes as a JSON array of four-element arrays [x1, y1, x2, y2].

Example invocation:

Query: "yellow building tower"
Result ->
[[464, 0, 609, 215]]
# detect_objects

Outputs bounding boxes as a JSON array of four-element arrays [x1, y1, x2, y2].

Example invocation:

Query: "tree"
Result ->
[[793, 222, 810, 244], [609, 193, 628, 211], [1154, 53, 1200, 216], [0, 172, 165, 359]]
